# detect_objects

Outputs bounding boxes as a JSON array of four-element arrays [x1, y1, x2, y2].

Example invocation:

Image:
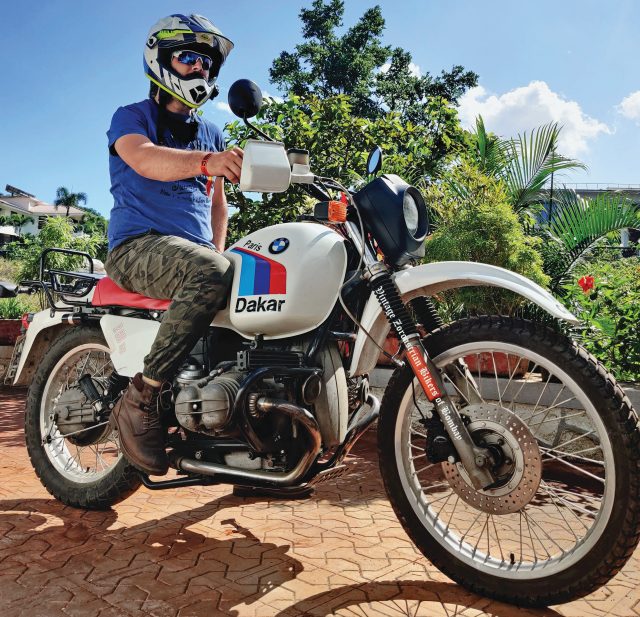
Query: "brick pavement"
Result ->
[[1, 387, 638, 617]]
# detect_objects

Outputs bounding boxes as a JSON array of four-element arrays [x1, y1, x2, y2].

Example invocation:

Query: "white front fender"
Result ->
[[349, 261, 578, 377]]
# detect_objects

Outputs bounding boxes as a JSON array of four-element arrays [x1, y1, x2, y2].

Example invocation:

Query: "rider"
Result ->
[[105, 14, 243, 476]]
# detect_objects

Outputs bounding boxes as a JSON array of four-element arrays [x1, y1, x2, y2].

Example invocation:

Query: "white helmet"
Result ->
[[144, 14, 234, 108]]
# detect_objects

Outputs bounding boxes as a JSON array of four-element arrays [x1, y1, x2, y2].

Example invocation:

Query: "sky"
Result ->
[[3, 0, 640, 216]]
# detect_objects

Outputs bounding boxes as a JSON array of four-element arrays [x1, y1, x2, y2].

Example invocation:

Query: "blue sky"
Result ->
[[3, 1, 640, 216]]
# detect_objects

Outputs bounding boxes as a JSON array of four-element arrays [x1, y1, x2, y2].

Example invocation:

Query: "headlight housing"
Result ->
[[354, 174, 430, 266]]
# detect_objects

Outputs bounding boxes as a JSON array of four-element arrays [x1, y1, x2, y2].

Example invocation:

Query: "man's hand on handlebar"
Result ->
[[204, 147, 244, 184]]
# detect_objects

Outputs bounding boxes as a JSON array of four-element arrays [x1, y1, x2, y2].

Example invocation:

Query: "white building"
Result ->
[[0, 185, 85, 242]]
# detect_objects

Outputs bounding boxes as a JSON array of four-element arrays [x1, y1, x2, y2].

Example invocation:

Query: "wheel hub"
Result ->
[[441, 404, 541, 514], [51, 387, 108, 446]]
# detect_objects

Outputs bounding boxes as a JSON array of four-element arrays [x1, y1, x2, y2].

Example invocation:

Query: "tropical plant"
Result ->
[[8, 214, 34, 237], [423, 162, 548, 316], [538, 189, 640, 292], [54, 186, 88, 218], [562, 257, 640, 381], [467, 117, 586, 214], [9, 217, 106, 282]]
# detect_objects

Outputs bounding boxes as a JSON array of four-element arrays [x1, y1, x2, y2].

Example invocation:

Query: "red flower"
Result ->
[[578, 275, 595, 294]]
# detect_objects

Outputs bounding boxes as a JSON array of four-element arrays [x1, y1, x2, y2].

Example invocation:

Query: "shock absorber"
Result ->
[[365, 263, 495, 489]]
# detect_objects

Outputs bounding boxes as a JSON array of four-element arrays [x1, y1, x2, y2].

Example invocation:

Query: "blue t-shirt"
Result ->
[[107, 98, 225, 251]]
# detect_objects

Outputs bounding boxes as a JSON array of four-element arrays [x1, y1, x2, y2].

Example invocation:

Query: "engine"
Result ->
[[174, 369, 245, 435], [173, 342, 349, 452]]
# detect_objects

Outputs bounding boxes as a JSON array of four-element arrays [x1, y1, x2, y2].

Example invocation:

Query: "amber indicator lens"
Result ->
[[327, 200, 347, 222]]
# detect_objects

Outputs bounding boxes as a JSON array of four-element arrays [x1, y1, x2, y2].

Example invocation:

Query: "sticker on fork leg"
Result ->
[[405, 344, 442, 401]]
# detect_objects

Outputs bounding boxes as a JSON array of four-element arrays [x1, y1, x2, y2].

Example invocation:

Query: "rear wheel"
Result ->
[[378, 316, 640, 606], [25, 326, 140, 509]]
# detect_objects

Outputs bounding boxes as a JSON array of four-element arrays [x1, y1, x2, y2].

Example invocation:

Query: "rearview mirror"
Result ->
[[228, 79, 263, 119], [366, 146, 383, 176]]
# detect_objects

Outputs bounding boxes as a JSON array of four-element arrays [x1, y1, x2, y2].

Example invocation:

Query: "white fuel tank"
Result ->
[[225, 222, 347, 338]]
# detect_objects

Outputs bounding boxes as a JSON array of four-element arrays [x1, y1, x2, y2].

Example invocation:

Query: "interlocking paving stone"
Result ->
[[1, 386, 639, 617]]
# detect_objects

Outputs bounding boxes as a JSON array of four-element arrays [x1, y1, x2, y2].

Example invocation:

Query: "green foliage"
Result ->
[[270, 0, 477, 122], [538, 189, 640, 291], [225, 94, 466, 243], [467, 119, 586, 214], [0, 213, 34, 237], [54, 186, 88, 217], [8, 217, 106, 282], [0, 296, 33, 319], [424, 162, 548, 315], [77, 209, 108, 235], [562, 257, 640, 382]]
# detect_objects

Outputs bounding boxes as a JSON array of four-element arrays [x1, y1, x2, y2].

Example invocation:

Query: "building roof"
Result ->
[[0, 195, 85, 217]]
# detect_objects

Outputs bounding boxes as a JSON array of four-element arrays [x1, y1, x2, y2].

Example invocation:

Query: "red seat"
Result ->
[[92, 277, 171, 310]]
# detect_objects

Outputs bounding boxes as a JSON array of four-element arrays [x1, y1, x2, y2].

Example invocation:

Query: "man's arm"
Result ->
[[211, 177, 228, 251], [114, 134, 243, 183]]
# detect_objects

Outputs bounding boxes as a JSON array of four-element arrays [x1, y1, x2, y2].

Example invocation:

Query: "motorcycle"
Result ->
[[4, 79, 640, 607]]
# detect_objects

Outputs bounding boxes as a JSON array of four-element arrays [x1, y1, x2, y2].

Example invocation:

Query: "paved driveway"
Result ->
[[0, 387, 638, 617]]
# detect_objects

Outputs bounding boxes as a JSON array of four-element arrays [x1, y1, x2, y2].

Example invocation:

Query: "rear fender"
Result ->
[[13, 311, 70, 385], [349, 261, 578, 377]]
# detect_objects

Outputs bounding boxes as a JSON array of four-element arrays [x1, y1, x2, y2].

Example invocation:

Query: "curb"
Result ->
[[370, 367, 640, 409]]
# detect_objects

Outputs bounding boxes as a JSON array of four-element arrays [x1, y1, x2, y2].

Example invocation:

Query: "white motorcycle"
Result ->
[[5, 79, 639, 607]]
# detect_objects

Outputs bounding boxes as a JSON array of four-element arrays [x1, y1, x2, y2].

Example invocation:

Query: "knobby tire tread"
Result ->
[[24, 326, 140, 510], [378, 315, 640, 607]]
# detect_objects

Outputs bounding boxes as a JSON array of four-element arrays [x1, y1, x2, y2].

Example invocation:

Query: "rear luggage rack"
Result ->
[[21, 248, 104, 311]]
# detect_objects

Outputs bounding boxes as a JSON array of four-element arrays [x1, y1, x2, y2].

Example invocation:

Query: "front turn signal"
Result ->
[[327, 200, 348, 223]]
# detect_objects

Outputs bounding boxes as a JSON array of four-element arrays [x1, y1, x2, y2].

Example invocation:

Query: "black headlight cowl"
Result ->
[[354, 174, 430, 266]]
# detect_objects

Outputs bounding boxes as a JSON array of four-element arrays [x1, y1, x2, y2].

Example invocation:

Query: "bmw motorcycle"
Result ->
[[5, 80, 640, 607]]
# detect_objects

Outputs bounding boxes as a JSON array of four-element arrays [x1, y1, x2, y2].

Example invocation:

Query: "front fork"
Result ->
[[366, 263, 494, 489]]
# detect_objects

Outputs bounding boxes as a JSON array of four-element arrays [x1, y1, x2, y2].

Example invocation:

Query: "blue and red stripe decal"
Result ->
[[231, 248, 287, 296]]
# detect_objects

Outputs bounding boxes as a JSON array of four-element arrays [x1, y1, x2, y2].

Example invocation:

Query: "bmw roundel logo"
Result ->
[[269, 238, 289, 254]]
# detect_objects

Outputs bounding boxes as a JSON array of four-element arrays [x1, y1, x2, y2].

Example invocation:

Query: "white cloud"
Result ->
[[214, 101, 232, 114], [617, 91, 640, 123], [458, 81, 611, 157], [408, 62, 421, 77]]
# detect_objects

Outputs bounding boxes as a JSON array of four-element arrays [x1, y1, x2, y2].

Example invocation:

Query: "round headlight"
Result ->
[[403, 192, 420, 236]]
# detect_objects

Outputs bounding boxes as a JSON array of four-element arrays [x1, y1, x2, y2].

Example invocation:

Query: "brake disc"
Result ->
[[441, 404, 542, 514]]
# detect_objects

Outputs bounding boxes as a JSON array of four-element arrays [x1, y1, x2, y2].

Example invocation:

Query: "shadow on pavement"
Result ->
[[0, 496, 303, 615], [273, 579, 564, 617]]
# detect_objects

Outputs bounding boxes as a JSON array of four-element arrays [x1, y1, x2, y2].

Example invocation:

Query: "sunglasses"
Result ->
[[172, 49, 214, 71]]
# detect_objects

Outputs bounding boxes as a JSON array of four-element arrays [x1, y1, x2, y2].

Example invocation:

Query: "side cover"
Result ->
[[225, 222, 347, 338]]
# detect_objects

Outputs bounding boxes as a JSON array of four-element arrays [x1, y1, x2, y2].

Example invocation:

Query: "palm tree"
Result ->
[[538, 189, 640, 292], [8, 213, 34, 237], [469, 117, 586, 214], [54, 186, 88, 218]]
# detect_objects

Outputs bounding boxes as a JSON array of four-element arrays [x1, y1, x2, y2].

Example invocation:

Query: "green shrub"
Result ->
[[8, 217, 106, 282], [0, 297, 33, 319], [562, 257, 640, 382], [424, 162, 548, 316]]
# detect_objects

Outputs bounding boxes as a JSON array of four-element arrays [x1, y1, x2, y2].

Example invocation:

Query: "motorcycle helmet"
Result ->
[[144, 14, 234, 108]]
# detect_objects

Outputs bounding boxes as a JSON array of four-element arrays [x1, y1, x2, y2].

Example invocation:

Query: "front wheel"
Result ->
[[378, 316, 640, 606], [25, 326, 140, 509]]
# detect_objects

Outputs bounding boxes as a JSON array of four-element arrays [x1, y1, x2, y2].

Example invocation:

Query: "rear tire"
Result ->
[[25, 326, 140, 509], [378, 316, 640, 606]]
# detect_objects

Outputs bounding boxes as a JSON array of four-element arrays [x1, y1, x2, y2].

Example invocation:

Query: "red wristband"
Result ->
[[200, 152, 213, 176]]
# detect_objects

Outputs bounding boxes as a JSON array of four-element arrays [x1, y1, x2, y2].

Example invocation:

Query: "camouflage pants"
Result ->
[[105, 233, 233, 381]]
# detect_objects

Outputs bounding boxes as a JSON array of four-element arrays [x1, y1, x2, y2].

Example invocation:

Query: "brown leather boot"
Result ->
[[109, 373, 169, 475]]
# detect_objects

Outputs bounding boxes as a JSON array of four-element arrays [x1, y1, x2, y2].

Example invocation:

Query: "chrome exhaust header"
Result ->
[[172, 397, 322, 487]]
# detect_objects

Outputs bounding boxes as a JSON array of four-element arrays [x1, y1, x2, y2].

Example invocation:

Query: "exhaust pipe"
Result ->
[[172, 397, 322, 487]]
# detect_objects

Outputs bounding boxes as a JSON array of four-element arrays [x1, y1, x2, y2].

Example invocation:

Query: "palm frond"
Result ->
[[502, 123, 586, 212], [545, 188, 640, 290]]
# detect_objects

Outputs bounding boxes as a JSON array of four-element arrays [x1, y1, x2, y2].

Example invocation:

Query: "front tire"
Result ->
[[378, 316, 640, 606], [25, 326, 140, 509]]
